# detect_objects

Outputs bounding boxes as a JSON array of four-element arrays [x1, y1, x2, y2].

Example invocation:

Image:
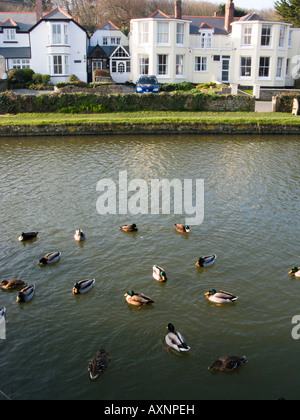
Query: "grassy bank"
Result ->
[[0, 112, 299, 136], [0, 111, 299, 126]]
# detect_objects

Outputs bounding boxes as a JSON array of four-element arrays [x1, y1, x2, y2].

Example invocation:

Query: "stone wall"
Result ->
[[56, 84, 123, 95], [272, 94, 300, 113], [260, 88, 300, 101]]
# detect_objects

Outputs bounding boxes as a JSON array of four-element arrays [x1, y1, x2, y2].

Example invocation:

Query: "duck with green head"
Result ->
[[153, 265, 167, 282], [165, 323, 190, 352], [124, 290, 154, 308], [205, 289, 238, 304], [289, 267, 300, 277]]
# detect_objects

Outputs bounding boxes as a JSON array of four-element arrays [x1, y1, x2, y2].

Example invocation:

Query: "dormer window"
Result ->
[[50, 24, 69, 45], [4, 29, 16, 41]]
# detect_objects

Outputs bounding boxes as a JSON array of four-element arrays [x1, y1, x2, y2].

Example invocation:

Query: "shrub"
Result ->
[[22, 68, 35, 83], [42, 74, 51, 86], [7, 69, 25, 85], [32, 73, 43, 84], [160, 82, 195, 92], [69, 74, 80, 82]]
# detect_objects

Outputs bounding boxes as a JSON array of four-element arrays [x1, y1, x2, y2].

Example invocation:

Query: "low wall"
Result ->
[[272, 94, 300, 113], [261, 88, 300, 101], [56, 85, 123, 94], [0, 91, 255, 114]]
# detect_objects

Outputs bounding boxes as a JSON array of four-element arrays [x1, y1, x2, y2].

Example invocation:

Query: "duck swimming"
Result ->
[[88, 349, 109, 380], [18, 232, 38, 242], [196, 254, 217, 267], [153, 265, 167, 282], [119, 224, 138, 232], [16, 284, 35, 303], [0, 307, 6, 319], [1, 279, 28, 290], [38, 251, 61, 265], [205, 289, 238, 304], [74, 229, 86, 242], [208, 355, 248, 373], [72, 279, 95, 295], [165, 323, 190, 352], [174, 224, 190, 233], [289, 267, 300, 277], [124, 290, 154, 308]]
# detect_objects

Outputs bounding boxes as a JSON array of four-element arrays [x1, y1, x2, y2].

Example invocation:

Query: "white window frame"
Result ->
[[276, 57, 284, 79], [139, 54, 149, 75], [4, 29, 16, 41], [261, 25, 272, 48], [49, 55, 70, 75], [176, 55, 184, 76], [157, 22, 169, 45], [240, 56, 252, 78], [242, 26, 252, 47], [139, 22, 149, 44], [200, 32, 212, 49], [279, 26, 286, 48], [157, 54, 169, 76], [176, 23, 184, 45], [286, 58, 290, 77], [258, 56, 271, 79], [288, 30, 292, 48], [194, 56, 207, 72]]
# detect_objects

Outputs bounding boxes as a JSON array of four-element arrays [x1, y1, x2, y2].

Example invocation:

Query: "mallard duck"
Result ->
[[153, 265, 167, 282], [74, 229, 86, 242], [1, 279, 28, 290], [72, 278, 95, 295], [124, 290, 154, 307], [119, 224, 138, 232], [174, 224, 190, 233], [196, 254, 217, 267], [205, 289, 238, 304], [88, 349, 109, 380], [16, 284, 35, 303], [0, 307, 6, 319], [18, 232, 38, 242], [165, 323, 190, 352], [289, 267, 300, 277], [38, 251, 61, 265], [208, 355, 248, 372]]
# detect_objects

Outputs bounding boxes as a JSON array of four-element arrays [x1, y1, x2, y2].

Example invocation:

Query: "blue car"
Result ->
[[136, 75, 160, 93]]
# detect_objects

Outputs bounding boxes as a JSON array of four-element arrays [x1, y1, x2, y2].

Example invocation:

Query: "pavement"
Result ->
[[255, 101, 273, 112]]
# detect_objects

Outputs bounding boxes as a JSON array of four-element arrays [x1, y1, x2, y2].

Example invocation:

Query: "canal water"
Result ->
[[0, 134, 299, 400]]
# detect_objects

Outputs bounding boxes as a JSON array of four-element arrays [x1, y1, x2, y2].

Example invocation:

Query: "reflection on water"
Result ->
[[0, 134, 299, 400]]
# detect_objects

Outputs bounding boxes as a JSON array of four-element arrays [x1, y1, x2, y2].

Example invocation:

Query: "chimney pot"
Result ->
[[36, 0, 43, 22], [175, 0, 182, 20], [225, 0, 235, 32]]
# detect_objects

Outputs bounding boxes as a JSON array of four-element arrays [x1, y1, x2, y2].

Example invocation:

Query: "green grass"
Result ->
[[0, 111, 299, 126]]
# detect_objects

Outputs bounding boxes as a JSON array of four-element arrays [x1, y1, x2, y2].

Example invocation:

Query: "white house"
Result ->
[[0, 3, 88, 84], [129, 0, 300, 91], [88, 21, 130, 83], [29, 7, 88, 84]]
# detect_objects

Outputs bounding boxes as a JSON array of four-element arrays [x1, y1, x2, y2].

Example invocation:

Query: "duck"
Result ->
[[16, 284, 35, 303], [74, 229, 86, 242], [38, 251, 61, 265], [119, 223, 138, 232], [289, 267, 300, 277], [208, 355, 248, 372], [88, 349, 109, 380], [153, 265, 167, 282], [18, 232, 38, 242], [205, 289, 238, 304], [1, 279, 28, 290], [0, 307, 6, 319], [196, 254, 217, 267], [165, 323, 190, 352], [174, 224, 190, 233], [72, 278, 95, 295], [124, 290, 154, 308]]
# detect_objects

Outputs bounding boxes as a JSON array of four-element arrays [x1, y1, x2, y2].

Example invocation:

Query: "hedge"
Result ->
[[272, 94, 300, 113], [0, 91, 255, 114]]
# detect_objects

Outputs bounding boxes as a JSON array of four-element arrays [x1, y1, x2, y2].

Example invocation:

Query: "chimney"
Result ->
[[225, 0, 234, 32], [36, 0, 43, 22], [175, 0, 182, 20]]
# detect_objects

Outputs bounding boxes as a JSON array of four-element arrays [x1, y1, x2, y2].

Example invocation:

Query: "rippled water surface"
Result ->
[[0, 134, 299, 400]]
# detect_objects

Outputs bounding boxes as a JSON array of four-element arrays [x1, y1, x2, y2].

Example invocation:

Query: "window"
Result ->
[[111, 37, 121, 45], [157, 54, 168, 75], [139, 55, 149, 75], [53, 55, 63, 74], [12, 59, 29, 69], [139, 22, 149, 44], [213, 55, 220, 62], [176, 23, 184, 44], [286, 58, 290, 77], [200, 32, 212, 49], [259, 57, 270, 78], [288, 30, 292, 47], [64, 25, 69, 45], [4, 29, 16, 41], [103, 37, 108, 45], [276, 57, 283, 79], [118, 62, 125, 73], [195, 56, 207, 72], [240, 57, 252, 77], [157, 22, 169, 44], [50, 55, 69, 75], [261, 25, 272, 47], [176, 55, 184, 76], [279, 26, 286, 48], [52, 24, 61, 44], [242, 26, 252, 46]]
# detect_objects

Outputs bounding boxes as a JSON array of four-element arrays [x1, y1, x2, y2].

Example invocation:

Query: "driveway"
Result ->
[[255, 101, 273, 112]]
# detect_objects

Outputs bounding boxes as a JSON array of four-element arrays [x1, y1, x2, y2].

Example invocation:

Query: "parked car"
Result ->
[[135, 75, 160, 93]]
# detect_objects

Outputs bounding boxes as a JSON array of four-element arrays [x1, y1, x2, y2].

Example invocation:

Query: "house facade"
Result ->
[[88, 21, 130, 84], [129, 0, 300, 90]]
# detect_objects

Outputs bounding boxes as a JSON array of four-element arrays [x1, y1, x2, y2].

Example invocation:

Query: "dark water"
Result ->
[[0, 134, 299, 400]]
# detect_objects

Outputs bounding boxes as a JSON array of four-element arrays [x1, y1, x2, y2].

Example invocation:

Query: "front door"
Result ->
[[221, 56, 230, 83]]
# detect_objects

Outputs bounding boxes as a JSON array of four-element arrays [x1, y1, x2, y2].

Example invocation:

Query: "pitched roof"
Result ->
[[1, 19, 19, 28], [42, 7, 73, 21], [0, 47, 31, 58], [97, 21, 120, 31], [0, 12, 37, 32], [239, 13, 266, 22]]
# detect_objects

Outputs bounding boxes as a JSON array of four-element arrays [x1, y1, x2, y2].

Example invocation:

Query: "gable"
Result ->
[[111, 45, 130, 58]]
